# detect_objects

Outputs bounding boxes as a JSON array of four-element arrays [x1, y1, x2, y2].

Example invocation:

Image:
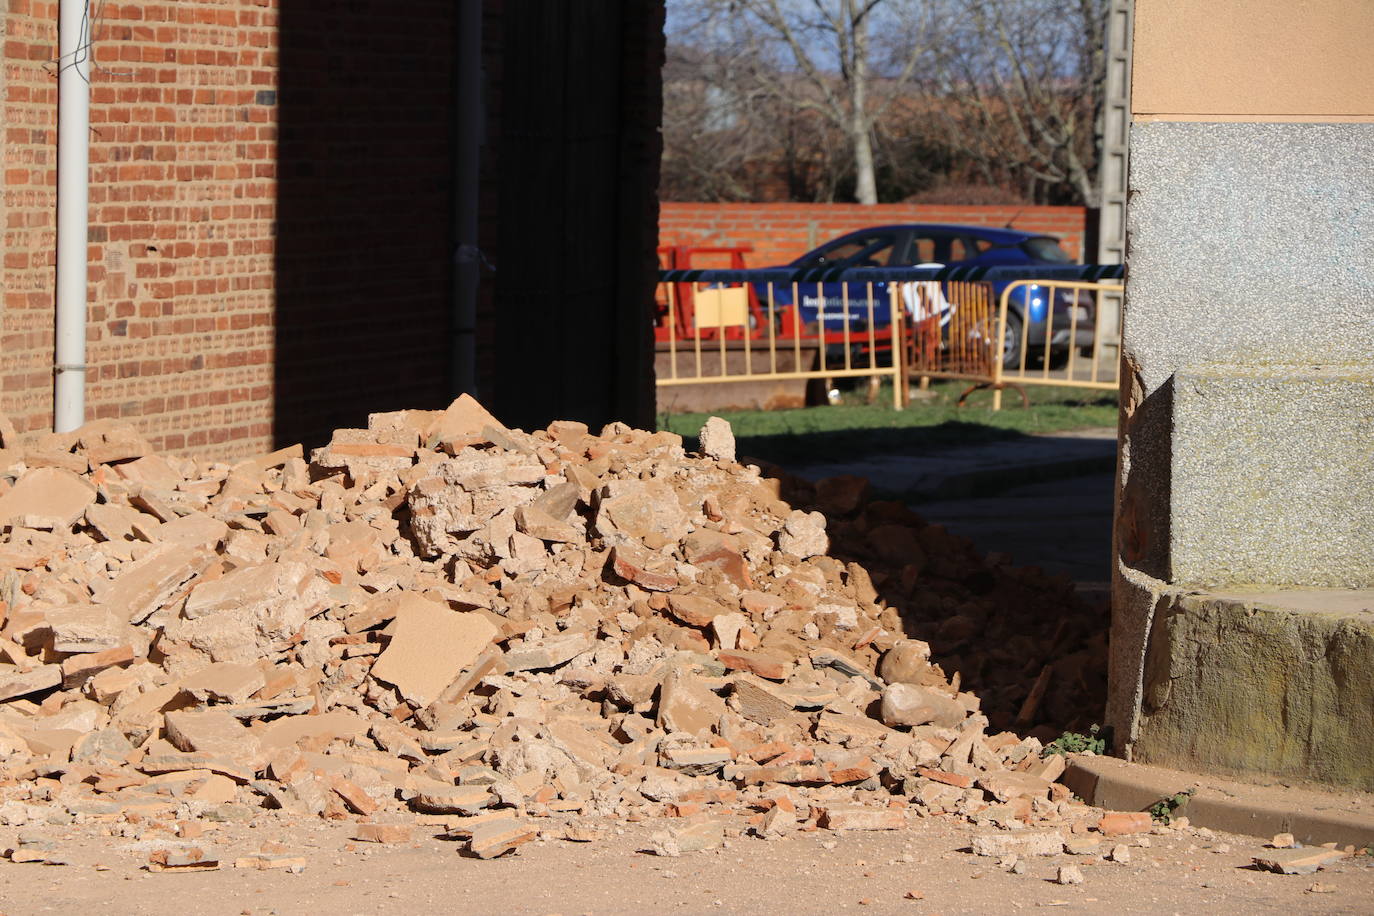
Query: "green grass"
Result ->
[[660, 380, 1117, 468]]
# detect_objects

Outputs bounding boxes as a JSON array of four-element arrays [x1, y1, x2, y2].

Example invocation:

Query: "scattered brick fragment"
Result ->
[[1253, 848, 1348, 875], [1097, 811, 1152, 837]]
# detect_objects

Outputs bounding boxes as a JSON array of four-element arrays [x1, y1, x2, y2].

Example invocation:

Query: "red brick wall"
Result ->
[[1, 0, 461, 459], [658, 202, 1088, 268], [3, 1, 283, 457], [2, 2, 666, 457]]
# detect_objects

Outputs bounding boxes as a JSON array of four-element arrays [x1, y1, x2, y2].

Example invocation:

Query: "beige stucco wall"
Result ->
[[1133, 0, 1374, 121]]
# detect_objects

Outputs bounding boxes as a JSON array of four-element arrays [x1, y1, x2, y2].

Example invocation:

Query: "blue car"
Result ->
[[757, 224, 1095, 367]]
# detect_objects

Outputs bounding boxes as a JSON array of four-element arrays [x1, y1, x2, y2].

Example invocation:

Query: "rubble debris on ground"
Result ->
[[1252, 847, 1351, 876], [0, 398, 1111, 858]]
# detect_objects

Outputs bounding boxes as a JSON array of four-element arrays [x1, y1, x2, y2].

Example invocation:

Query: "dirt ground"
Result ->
[[1, 812, 1369, 915]]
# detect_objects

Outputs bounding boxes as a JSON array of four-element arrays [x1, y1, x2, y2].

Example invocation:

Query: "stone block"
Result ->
[[1170, 366, 1374, 588], [1133, 586, 1374, 791]]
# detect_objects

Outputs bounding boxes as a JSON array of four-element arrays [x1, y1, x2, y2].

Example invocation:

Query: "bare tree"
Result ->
[[678, 0, 937, 205], [662, 0, 1109, 207], [921, 0, 1108, 205], [661, 40, 849, 202], [661, 43, 774, 201]]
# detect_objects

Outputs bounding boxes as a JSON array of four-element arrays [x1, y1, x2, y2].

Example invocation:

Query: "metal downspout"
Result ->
[[452, 0, 483, 397], [54, 0, 92, 432]]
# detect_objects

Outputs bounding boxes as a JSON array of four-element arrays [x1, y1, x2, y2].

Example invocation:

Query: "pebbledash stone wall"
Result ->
[[658, 203, 1088, 268], [1108, 0, 1374, 790]]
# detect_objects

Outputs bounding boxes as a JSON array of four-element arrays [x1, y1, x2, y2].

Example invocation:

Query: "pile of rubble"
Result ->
[[0, 398, 1106, 858], [754, 464, 1107, 737]]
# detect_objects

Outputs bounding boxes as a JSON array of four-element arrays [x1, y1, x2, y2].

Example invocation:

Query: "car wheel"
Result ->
[[1000, 311, 1024, 369]]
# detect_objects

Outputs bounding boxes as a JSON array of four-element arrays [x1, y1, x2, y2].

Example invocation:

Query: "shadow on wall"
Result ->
[[489, 0, 661, 434], [272, 1, 456, 450], [270, 1, 664, 448]]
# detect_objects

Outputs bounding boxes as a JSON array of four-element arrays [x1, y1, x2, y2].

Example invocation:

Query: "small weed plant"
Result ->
[[1149, 788, 1196, 823], [1043, 724, 1106, 757]]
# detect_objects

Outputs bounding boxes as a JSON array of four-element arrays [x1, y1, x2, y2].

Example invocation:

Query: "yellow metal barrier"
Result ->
[[653, 274, 1121, 413], [905, 281, 998, 383], [989, 279, 1122, 409], [906, 279, 1121, 409], [655, 279, 905, 411]]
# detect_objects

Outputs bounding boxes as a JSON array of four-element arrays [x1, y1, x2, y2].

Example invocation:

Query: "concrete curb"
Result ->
[[1063, 754, 1374, 848]]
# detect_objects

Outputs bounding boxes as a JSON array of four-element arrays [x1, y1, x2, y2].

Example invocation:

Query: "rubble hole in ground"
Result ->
[[0, 396, 1113, 860]]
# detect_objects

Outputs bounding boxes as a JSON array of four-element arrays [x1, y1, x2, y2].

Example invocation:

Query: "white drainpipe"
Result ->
[[54, 0, 92, 433]]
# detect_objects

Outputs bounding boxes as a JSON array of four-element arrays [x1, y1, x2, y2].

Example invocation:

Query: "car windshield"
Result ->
[[1019, 237, 1073, 263]]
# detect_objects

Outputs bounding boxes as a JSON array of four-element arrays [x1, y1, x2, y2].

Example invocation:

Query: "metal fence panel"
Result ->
[[654, 266, 1125, 411]]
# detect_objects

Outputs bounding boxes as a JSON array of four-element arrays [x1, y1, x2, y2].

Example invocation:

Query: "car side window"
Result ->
[[1020, 237, 1073, 263], [803, 234, 895, 268], [950, 238, 983, 263], [853, 238, 895, 267], [912, 234, 960, 263]]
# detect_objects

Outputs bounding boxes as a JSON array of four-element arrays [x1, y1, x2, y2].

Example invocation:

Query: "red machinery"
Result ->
[[655, 243, 903, 361]]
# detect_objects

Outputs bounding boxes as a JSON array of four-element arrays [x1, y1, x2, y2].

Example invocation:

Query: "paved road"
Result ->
[[789, 428, 1117, 590], [919, 472, 1115, 589], [791, 427, 1116, 502]]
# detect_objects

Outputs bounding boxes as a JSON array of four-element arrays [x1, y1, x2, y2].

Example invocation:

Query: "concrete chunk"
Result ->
[[369, 594, 498, 707], [657, 665, 726, 738], [466, 818, 538, 858], [881, 683, 966, 729], [818, 806, 905, 831], [46, 604, 129, 654], [95, 543, 211, 624], [156, 512, 229, 550], [503, 631, 591, 672], [60, 645, 135, 688], [180, 663, 266, 705], [172, 560, 321, 663], [430, 394, 507, 447], [0, 665, 62, 702], [0, 467, 95, 530], [698, 417, 736, 463], [165, 709, 261, 762], [969, 830, 1066, 857], [411, 783, 493, 815]]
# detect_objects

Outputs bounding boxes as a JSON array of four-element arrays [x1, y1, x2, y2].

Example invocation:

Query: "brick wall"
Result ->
[[3, 1, 284, 457], [2, 2, 665, 458], [658, 202, 1088, 268], [1, 0, 457, 459]]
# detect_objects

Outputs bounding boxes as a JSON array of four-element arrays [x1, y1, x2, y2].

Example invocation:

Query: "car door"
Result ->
[[793, 231, 904, 331]]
